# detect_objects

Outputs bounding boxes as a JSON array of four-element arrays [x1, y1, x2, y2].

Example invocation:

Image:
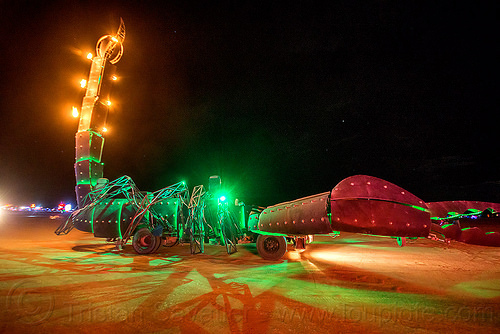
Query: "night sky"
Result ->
[[0, 1, 498, 208]]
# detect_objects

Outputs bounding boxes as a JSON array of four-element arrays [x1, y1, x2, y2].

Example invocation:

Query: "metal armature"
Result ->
[[186, 185, 207, 254], [218, 201, 241, 255], [120, 179, 189, 244], [56, 176, 189, 239], [185, 185, 243, 255]]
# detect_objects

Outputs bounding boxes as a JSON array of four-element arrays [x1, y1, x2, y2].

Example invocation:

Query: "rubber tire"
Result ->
[[132, 227, 161, 254], [163, 237, 179, 247], [256, 234, 287, 260]]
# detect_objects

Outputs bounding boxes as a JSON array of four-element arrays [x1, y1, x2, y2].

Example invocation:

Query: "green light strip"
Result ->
[[90, 206, 95, 234], [117, 201, 123, 239], [406, 203, 430, 213], [75, 157, 102, 164], [249, 229, 288, 237], [76, 179, 99, 187], [431, 210, 484, 221]]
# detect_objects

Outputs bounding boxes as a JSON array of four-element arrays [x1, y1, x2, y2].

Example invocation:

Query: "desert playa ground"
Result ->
[[1, 212, 499, 333]]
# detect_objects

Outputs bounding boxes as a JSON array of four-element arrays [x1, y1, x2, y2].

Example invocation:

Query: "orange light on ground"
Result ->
[[72, 106, 79, 118]]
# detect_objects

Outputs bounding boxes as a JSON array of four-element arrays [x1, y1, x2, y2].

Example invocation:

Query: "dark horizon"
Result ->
[[0, 1, 498, 208]]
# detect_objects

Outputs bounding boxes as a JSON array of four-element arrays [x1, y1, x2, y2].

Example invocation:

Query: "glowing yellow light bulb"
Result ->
[[80, 79, 87, 88], [106, 100, 112, 106], [102, 127, 108, 133], [72, 106, 79, 118], [86, 52, 93, 60]]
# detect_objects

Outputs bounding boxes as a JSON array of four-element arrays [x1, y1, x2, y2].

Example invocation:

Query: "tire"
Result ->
[[256, 234, 287, 260], [153, 235, 163, 252], [163, 236, 179, 247], [132, 227, 161, 254]]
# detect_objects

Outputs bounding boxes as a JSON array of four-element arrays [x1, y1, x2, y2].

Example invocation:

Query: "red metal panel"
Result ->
[[74, 160, 104, 183], [331, 199, 430, 237], [331, 175, 427, 208], [75, 184, 92, 208], [93, 199, 124, 238], [258, 192, 332, 235], [89, 101, 109, 131], [330, 175, 430, 237], [75, 131, 104, 161], [72, 204, 93, 233]]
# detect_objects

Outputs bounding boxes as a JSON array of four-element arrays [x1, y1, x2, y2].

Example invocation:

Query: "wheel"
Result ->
[[153, 235, 163, 253], [132, 227, 161, 254], [163, 236, 179, 247], [256, 234, 287, 260]]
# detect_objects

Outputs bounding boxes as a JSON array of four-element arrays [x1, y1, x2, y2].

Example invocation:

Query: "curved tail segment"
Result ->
[[74, 19, 125, 208], [330, 175, 430, 237]]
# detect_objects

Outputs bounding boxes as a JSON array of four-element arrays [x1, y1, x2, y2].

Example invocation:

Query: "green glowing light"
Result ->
[[76, 157, 102, 164]]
